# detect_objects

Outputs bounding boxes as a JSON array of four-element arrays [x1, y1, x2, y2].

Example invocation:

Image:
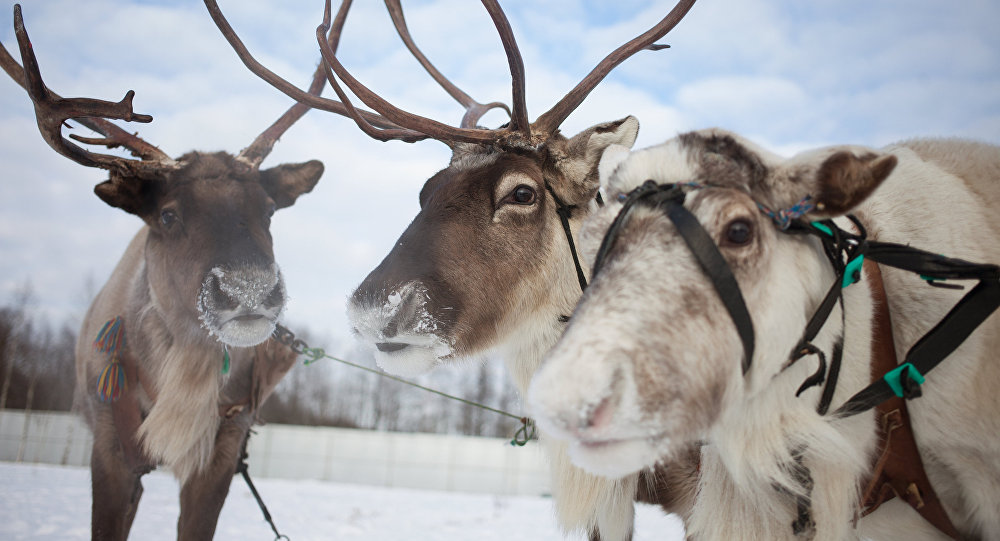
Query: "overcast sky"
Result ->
[[2, 0, 998, 352]]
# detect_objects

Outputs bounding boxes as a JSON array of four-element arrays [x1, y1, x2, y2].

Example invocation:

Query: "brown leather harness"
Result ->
[[860, 260, 960, 538]]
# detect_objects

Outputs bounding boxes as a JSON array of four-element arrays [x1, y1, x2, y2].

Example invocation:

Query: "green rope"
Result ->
[[273, 325, 535, 446]]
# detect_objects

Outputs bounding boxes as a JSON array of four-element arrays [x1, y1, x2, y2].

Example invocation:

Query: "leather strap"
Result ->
[[859, 260, 961, 539]]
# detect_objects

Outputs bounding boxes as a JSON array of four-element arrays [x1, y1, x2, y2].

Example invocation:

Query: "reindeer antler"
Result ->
[[317, 0, 697, 147], [532, 0, 697, 138], [233, 0, 347, 168], [205, 0, 417, 142], [1, 4, 177, 176], [215, 1, 698, 149], [383, 0, 510, 130]]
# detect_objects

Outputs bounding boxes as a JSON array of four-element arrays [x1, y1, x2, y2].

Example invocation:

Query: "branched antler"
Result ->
[[532, 0, 697, 137], [1, 4, 176, 175], [205, 0, 414, 141], [213, 0, 698, 150], [383, 0, 509, 129]]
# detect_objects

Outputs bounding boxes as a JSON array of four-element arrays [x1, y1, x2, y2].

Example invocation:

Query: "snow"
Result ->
[[0, 462, 686, 540]]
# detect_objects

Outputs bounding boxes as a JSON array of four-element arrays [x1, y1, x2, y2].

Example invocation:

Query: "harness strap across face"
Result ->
[[544, 181, 593, 293], [593, 180, 1000, 418], [593, 180, 756, 373]]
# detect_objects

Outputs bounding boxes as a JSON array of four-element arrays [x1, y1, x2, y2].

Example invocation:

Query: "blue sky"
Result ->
[[2, 0, 999, 350]]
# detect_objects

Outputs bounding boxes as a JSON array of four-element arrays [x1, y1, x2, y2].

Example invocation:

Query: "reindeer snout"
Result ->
[[528, 355, 628, 441], [205, 265, 285, 313]]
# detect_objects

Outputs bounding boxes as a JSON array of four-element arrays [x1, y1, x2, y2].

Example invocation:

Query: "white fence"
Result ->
[[0, 409, 552, 496]]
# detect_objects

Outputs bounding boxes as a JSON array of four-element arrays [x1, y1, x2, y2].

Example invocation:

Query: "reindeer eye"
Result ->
[[266, 201, 276, 218], [505, 185, 537, 205], [723, 219, 754, 246], [160, 209, 179, 228]]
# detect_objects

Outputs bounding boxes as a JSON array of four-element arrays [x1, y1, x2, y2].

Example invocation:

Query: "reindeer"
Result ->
[[1, 5, 335, 539], [206, 1, 700, 539], [528, 128, 1000, 539]]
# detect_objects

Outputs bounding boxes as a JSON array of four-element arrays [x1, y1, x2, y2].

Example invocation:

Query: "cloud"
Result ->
[[1, 0, 999, 347]]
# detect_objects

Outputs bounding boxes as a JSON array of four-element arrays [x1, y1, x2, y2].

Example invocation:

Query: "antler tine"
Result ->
[[2, 5, 176, 175], [479, 1, 529, 138], [204, 0, 404, 136], [532, 0, 698, 137], [235, 1, 348, 168], [318, 0, 505, 145], [313, 0, 427, 143], [384, 0, 510, 129]]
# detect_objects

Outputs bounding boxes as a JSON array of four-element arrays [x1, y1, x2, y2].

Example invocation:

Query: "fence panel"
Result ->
[[0, 409, 550, 496]]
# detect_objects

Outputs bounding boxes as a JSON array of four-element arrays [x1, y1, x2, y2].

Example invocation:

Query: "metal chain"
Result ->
[[271, 324, 536, 446]]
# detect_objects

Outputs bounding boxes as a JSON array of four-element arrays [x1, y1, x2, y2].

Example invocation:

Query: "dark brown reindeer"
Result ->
[[208, 1, 699, 539], [1, 5, 331, 539]]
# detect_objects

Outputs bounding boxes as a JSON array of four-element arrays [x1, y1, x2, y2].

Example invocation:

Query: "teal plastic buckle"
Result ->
[[842, 255, 864, 288], [811, 222, 863, 288], [811, 221, 833, 236], [884, 362, 925, 398]]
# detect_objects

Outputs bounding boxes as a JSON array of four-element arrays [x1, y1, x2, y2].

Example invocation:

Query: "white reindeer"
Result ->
[[529, 128, 1000, 540]]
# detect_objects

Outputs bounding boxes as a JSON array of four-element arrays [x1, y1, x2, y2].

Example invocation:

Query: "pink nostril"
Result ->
[[585, 395, 617, 432]]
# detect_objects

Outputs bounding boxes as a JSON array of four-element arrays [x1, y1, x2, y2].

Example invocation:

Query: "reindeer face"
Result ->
[[99, 152, 322, 348], [528, 129, 896, 478], [348, 118, 641, 378], [348, 152, 562, 376]]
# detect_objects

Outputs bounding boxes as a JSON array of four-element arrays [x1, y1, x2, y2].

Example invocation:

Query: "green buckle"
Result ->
[[842, 255, 864, 288], [884, 362, 925, 398], [811, 222, 833, 236]]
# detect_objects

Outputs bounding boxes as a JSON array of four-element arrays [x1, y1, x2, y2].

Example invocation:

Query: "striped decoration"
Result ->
[[93, 316, 128, 403]]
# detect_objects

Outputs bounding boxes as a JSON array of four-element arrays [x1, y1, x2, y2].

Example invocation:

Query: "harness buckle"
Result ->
[[842, 255, 865, 288], [884, 363, 925, 399]]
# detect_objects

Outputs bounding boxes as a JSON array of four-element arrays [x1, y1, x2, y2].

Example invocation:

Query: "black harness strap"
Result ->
[[237, 434, 289, 541], [834, 243, 1000, 417], [544, 181, 599, 294], [592, 181, 755, 373], [663, 196, 755, 373]]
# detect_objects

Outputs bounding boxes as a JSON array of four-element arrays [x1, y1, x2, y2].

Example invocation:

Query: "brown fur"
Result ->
[[73, 151, 319, 540]]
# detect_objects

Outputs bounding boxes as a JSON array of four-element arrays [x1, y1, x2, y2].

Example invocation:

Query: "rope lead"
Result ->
[[272, 324, 536, 445]]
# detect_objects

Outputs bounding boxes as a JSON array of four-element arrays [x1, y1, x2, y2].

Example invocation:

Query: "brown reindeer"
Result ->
[[208, 1, 700, 539], [1, 5, 333, 539]]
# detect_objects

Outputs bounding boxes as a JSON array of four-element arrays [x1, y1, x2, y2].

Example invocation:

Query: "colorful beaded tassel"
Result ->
[[94, 316, 127, 403]]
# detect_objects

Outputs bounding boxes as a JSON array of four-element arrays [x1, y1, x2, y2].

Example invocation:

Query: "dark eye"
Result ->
[[505, 184, 536, 205], [160, 209, 178, 228], [266, 201, 276, 218], [723, 219, 754, 246]]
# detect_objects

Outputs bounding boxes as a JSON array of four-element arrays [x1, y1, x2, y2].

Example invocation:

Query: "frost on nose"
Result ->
[[214, 264, 283, 311], [197, 264, 285, 347], [347, 281, 453, 377], [349, 282, 441, 343]]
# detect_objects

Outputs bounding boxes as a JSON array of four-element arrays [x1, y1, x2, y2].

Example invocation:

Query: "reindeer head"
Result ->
[[209, 0, 697, 377], [2, 5, 325, 348], [527, 128, 897, 478]]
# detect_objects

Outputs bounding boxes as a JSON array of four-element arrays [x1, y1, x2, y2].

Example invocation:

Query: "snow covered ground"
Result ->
[[0, 462, 685, 540]]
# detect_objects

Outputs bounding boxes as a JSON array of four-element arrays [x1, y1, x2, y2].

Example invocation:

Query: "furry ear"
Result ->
[[766, 147, 897, 221], [598, 143, 632, 191], [557, 116, 640, 203], [811, 150, 897, 216], [259, 160, 324, 209], [93, 173, 158, 217]]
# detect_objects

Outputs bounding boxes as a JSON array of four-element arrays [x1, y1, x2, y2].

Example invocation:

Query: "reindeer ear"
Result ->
[[809, 150, 897, 217], [558, 116, 640, 203], [93, 174, 158, 217], [598, 143, 632, 191], [260, 160, 323, 209]]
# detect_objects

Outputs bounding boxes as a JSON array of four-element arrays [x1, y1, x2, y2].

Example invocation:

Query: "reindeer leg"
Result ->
[[176, 411, 253, 540], [89, 413, 146, 541]]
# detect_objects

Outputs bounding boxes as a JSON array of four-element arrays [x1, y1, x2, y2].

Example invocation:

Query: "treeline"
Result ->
[[0, 291, 524, 439]]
